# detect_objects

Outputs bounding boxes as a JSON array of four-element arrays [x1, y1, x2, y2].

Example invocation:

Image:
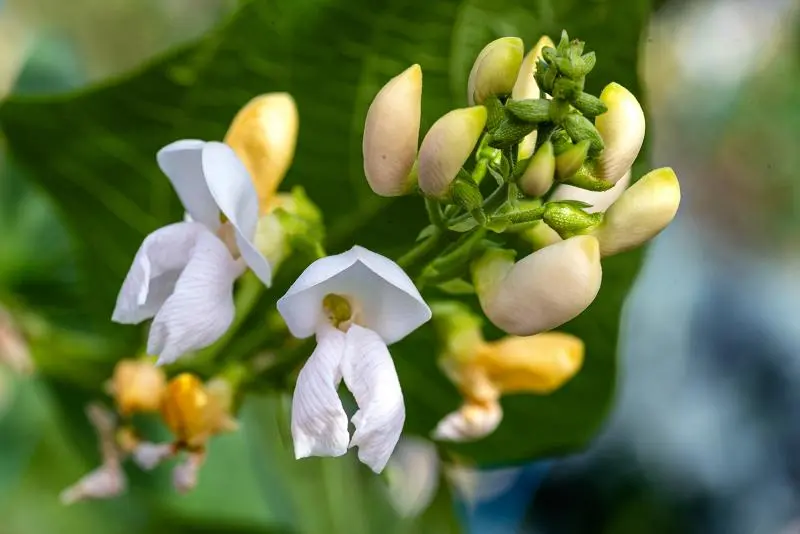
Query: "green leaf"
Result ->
[[0, 0, 654, 466]]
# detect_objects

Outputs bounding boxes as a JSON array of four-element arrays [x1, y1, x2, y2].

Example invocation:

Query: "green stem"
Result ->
[[417, 227, 488, 287], [425, 197, 445, 229], [396, 230, 443, 271]]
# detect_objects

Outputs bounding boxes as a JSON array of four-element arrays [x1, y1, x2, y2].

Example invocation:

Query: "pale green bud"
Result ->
[[512, 35, 555, 102], [549, 170, 631, 213], [543, 202, 603, 238], [518, 141, 555, 197], [590, 167, 680, 256], [363, 64, 422, 196], [595, 83, 646, 184], [467, 37, 524, 105], [471, 236, 602, 336], [555, 139, 591, 180], [255, 187, 325, 268], [418, 106, 487, 199], [521, 220, 563, 250]]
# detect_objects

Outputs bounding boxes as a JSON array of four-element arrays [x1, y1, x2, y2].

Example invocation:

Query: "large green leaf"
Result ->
[[0, 0, 653, 465]]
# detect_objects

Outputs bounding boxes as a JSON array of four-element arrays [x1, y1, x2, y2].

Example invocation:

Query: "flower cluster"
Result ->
[[63, 29, 681, 501]]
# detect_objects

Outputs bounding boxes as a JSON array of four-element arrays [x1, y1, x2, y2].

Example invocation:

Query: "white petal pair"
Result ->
[[112, 141, 271, 365], [278, 246, 431, 473]]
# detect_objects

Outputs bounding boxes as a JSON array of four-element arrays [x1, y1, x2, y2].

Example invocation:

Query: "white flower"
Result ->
[[112, 141, 272, 365], [277, 246, 431, 473]]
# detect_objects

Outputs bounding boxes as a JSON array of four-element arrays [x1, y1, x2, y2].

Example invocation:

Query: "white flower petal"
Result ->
[[342, 325, 405, 473], [147, 229, 242, 365], [431, 401, 503, 443], [201, 142, 272, 286], [385, 437, 440, 518], [157, 140, 220, 231], [291, 324, 350, 459], [277, 246, 431, 343], [112, 222, 210, 324]]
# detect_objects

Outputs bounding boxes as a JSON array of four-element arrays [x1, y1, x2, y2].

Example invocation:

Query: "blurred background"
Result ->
[[1, 0, 799, 532]]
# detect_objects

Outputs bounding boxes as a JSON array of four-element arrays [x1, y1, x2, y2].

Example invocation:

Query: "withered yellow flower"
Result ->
[[160, 373, 237, 448], [431, 303, 584, 442], [108, 359, 167, 416]]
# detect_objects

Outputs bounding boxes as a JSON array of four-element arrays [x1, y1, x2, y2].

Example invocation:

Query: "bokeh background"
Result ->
[[1, 0, 800, 532]]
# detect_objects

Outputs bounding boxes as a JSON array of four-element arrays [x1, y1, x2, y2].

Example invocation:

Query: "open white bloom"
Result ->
[[277, 246, 431, 473], [112, 141, 272, 365]]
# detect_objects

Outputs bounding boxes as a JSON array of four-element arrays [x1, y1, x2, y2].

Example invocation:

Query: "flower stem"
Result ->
[[397, 229, 443, 271]]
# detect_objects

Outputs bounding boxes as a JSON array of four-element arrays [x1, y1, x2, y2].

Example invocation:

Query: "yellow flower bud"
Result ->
[[471, 236, 602, 336], [512, 35, 555, 159], [595, 83, 645, 184], [160, 374, 237, 448], [549, 169, 631, 213], [418, 106, 487, 198], [224, 93, 299, 211], [590, 167, 681, 256], [363, 65, 423, 196], [109, 359, 167, 416], [467, 37, 524, 105]]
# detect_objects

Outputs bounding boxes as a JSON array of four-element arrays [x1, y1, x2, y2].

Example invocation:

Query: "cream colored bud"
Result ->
[[590, 167, 680, 256], [468, 37, 524, 105], [519, 140, 555, 197], [432, 400, 502, 443], [224, 93, 299, 210], [513, 35, 554, 159], [549, 169, 631, 213], [109, 359, 167, 416], [472, 236, 602, 336], [363, 65, 422, 196], [418, 106, 487, 198], [595, 83, 645, 184], [385, 437, 440, 518]]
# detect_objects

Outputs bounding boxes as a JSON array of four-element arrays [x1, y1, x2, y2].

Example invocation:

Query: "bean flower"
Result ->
[[277, 246, 431, 473], [112, 141, 272, 365]]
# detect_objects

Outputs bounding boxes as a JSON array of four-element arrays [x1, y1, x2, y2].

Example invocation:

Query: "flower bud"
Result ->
[[555, 139, 591, 180], [224, 93, 298, 210], [418, 106, 487, 198], [362, 65, 422, 196], [108, 359, 167, 416], [595, 83, 645, 184], [471, 236, 602, 336], [255, 187, 325, 268], [590, 167, 680, 256], [467, 37, 524, 105], [385, 438, 440, 518], [519, 140, 555, 197], [512, 35, 555, 102], [160, 373, 237, 448], [549, 170, 631, 213], [543, 202, 602, 238]]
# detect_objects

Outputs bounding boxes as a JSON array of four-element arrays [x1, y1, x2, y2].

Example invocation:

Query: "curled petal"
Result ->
[[291, 324, 350, 459], [342, 325, 405, 473], [157, 140, 220, 230], [595, 83, 646, 184], [418, 107, 487, 199], [591, 167, 681, 256], [472, 236, 602, 336], [147, 230, 242, 365], [277, 246, 430, 343], [112, 222, 210, 324], [224, 93, 298, 207], [202, 142, 272, 286], [432, 401, 502, 443], [363, 65, 422, 197], [549, 169, 631, 213], [132, 442, 175, 470]]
